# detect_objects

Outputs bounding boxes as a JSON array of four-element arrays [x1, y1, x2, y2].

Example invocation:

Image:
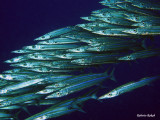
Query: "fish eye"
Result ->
[[81, 59, 84, 62], [57, 92, 60, 96], [111, 32, 114, 35], [127, 56, 131, 59], [97, 47, 100, 50], [91, 27, 94, 29], [133, 29, 137, 32], [23, 63, 27, 66], [42, 36, 45, 38], [102, 30, 105, 33], [34, 55, 38, 58], [102, 13, 105, 16], [107, 18, 110, 21], [108, 93, 112, 96], [32, 45, 36, 48]]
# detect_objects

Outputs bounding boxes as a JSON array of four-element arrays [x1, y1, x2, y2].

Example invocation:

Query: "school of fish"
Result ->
[[0, 0, 160, 119]]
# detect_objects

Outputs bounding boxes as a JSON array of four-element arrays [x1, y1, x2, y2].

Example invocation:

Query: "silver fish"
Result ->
[[99, 76, 159, 99], [123, 26, 160, 35], [34, 26, 74, 40], [37, 38, 80, 45]]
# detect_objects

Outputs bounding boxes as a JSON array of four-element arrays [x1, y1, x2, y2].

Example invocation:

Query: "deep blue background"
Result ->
[[0, 0, 160, 120]]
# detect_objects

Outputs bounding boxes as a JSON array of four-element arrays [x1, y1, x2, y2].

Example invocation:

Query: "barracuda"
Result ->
[[37, 38, 80, 45], [34, 26, 74, 40], [118, 49, 160, 60], [99, 76, 160, 99]]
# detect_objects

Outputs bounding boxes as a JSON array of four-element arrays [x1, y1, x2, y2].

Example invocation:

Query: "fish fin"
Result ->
[[13, 110, 21, 120], [69, 100, 86, 113], [77, 108, 86, 113], [141, 39, 148, 49], [22, 106, 31, 116], [72, 104, 86, 113], [109, 67, 116, 82]]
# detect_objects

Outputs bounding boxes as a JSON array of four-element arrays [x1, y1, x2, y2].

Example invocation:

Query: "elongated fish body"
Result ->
[[132, 21, 160, 27], [99, 76, 160, 99], [131, 0, 160, 10], [45, 74, 74, 83], [10, 60, 46, 68], [0, 78, 44, 95], [0, 93, 42, 107], [36, 88, 61, 94], [26, 53, 60, 60], [78, 23, 131, 32], [77, 22, 110, 28], [93, 29, 130, 36], [62, 31, 98, 40], [87, 42, 137, 52], [12, 49, 34, 54], [102, 3, 121, 9], [117, 2, 157, 16], [92, 11, 126, 18], [67, 46, 90, 52], [56, 53, 95, 59], [34, 26, 74, 40], [0, 97, 12, 102], [0, 111, 12, 118], [0, 105, 21, 110], [42, 60, 71, 67], [28, 99, 61, 106], [80, 16, 99, 21], [71, 53, 124, 65], [23, 44, 80, 51], [92, 8, 121, 14], [4, 87, 34, 96], [46, 72, 109, 91], [27, 67, 75, 73], [48, 64, 85, 69], [46, 73, 109, 98], [37, 38, 80, 45], [100, 0, 126, 4], [0, 81, 15, 88], [99, 17, 134, 26], [28, 50, 65, 56], [77, 26, 107, 32], [126, 15, 160, 23], [80, 37, 135, 44], [4, 55, 29, 63], [123, 26, 160, 35], [0, 73, 39, 81], [118, 49, 160, 60]]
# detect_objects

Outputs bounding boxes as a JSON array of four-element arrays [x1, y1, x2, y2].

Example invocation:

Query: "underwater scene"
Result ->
[[0, 0, 160, 120]]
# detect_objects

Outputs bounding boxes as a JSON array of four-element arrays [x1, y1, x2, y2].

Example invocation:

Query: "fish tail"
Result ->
[[104, 67, 116, 82]]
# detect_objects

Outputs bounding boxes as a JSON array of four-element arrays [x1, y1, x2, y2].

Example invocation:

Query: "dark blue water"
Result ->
[[0, 0, 160, 120]]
